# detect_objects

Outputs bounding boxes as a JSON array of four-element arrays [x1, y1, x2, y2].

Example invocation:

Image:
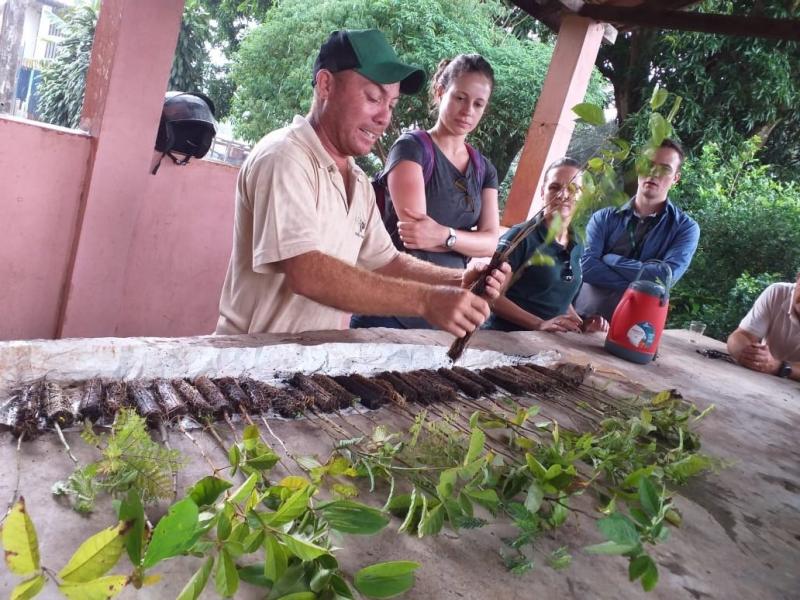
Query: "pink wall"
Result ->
[[115, 157, 236, 337], [0, 117, 91, 340], [0, 114, 238, 342]]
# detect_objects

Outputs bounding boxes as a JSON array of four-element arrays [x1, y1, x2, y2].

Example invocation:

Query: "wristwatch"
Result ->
[[778, 361, 793, 378], [445, 227, 457, 249]]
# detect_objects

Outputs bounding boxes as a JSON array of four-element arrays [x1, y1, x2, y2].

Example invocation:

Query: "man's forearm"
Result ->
[[376, 253, 462, 287], [726, 329, 754, 362], [282, 252, 430, 317]]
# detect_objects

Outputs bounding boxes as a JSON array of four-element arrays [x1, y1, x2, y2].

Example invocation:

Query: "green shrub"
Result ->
[[667, 137, 800, 339]]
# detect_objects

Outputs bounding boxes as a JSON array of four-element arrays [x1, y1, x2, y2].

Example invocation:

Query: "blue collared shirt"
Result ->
[[580, 198, 700, 291]]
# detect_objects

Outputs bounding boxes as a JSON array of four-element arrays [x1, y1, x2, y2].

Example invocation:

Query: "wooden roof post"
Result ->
[[502, 15, 606, 225]]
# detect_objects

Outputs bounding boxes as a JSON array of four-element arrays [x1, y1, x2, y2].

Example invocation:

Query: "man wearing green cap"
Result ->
[[216, 29, 508, 336]]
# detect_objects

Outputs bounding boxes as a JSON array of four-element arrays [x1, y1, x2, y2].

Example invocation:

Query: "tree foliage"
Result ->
[[229, 0, 607, 180], [37, 0, 213, 129], [668, 136, 800, 338], [596, 0, 800, 179], [37, 1, 99, 129]]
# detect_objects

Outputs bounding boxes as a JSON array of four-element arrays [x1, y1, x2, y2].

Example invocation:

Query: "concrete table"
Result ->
[[0, 329, 797, 599]]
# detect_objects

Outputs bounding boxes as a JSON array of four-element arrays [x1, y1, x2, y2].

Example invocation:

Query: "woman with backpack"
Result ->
[[351, 54, 500, 329]]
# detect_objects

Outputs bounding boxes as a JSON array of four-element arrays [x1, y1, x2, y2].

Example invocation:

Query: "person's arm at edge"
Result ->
[[727, 327, 800, 382], [602, 218, 700, 285], [389, 164, 499, 257], [280, 251, 490, 337], [491, 295, 544, 331], [377, 252, 510, 297], [579, 210, 630, 290]]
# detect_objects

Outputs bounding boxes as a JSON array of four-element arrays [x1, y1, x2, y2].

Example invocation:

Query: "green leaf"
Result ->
[[524, 482, 544, 514], [277, 593, 316, 600], [329, 574, 355, 600], [597, 513, 640, 547], [584, 541, 638, 555], [638, 477, 661, 518], [247, 451, 281, 470], [465, 428, 486, 465], [266, 563, 307, 600], [418, 503, 445, 537], [587, 157, 604, 171], [398, 488, 420, 534], [525, 454, 547, 480], [666, 95, 683, 122], [261, 487, 312, 527], [2, 498, 40, 575], [58, 521, 128, 583], [572, 102, 605, 126], [58, 575, 129, 600], [228, 444, 241, 476], [189, 476, 233, 507], [142, 498, 199, 568], [465, 488, 499, 515], [278, 534, 329, 561], [436, 468, 458, 500], [621, 467, 654, 489], [319, 500, 390, 535], [116, 490, 144, 566], [650, 86, 668, 110], [641, 556, 659, 591], [264, 534, 288, 584], [353, 561, 420, 599], [629, 554, 651, 581], [10, 574, 45, 600], [229, 473, 258, 505], [649, 112, 671, 146], [176, 555, 214, 600], [238, 564, 271, 587], [544, 464, 563, 480], [215, 548, 239, 598]]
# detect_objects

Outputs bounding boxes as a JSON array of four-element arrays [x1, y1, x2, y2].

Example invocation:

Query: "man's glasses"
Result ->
[[453, 176, 476, 212]]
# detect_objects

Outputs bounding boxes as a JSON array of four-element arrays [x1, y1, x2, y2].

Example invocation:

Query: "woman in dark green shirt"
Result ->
[[485, 158, 608, 334]]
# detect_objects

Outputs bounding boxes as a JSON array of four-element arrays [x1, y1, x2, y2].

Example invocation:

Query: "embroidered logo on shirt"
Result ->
[[355, 217, 367, 238]]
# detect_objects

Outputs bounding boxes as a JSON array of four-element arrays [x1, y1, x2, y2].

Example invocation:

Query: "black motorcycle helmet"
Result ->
[[152, 91, 217, 174]]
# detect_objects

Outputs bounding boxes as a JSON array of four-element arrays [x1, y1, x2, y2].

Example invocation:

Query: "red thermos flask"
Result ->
[[605, 261, 673, 364]]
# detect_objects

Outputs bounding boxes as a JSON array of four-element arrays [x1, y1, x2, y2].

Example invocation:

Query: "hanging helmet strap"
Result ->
[[151, 150, 192, 175]]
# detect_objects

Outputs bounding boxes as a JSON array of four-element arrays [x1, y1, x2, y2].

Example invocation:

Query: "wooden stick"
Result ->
[[53, 421, 79, 466], [448, 210, 545, 362], [179, 424, 221, 474]]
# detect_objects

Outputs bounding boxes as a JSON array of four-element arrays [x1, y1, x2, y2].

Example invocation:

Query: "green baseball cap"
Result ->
[[313, 29, 426, 95]]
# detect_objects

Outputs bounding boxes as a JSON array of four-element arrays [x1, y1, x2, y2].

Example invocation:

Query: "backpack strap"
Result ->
[[407, 129, 436, 183], [465, 142, 485, 186]]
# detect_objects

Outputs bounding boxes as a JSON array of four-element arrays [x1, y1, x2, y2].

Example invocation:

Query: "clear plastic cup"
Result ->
[[688, 321, 706, 343]]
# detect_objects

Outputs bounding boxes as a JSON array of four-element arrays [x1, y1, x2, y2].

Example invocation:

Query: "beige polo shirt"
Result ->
[[739, 282, 800, 362], [216, 115, 398, 334]]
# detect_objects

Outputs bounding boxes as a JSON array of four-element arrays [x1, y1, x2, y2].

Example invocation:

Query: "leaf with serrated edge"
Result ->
[[176, 555, 213, 600], [11, 574, 45, 600], [2, 498, 40, 575], [58, 575, 129, 600], [58, 521, 128, 583]]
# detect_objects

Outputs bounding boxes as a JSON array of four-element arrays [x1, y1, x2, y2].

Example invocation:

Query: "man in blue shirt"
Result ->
[[575, 139, 700, 320]]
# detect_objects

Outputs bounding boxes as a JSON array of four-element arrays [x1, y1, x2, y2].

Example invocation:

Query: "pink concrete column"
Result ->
[[58, 0, 185, 338], [502, 15, 605, 226]]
